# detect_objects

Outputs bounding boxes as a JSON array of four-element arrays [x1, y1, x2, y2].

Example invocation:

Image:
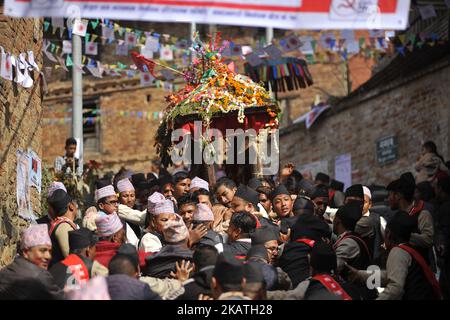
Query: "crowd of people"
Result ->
[[0, 139, 450, 301]]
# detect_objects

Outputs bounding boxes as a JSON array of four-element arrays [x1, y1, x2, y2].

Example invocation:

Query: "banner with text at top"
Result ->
[[5, 0, 410, 30]]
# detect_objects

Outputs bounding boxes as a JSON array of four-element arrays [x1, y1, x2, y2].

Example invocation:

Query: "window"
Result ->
[[83, 98, 101, 152]]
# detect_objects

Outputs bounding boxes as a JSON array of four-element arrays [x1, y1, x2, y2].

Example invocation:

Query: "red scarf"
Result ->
[[61, 254, 90, 285], [94, 241, 121, 268], [49, 217, 77, 236], [294, 238, 316, 248], [408, 200, 425, 217], [312, 274, 352, 300], [397, 244, 443, 300]]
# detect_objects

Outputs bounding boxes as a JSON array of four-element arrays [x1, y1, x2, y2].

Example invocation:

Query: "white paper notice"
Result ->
[[16, 149, 34, 220], [335, 154, 352, 191], [28, 149, 42, 194]]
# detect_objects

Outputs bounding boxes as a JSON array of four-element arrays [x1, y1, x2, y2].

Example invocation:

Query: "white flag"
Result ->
[[11, 55, 25, 84], [73, 19, 88, 37], [140, 46, 154, 59], [280, 34, 302, 52], [160, 45, 173, 61], [140, 72, 154, 87], [145, 36, 160, 52], [86, 66, 103, 78], [299, 36, 314, 55], [85, 42, 98, 55], [125, 32, 137, 47], [102, 25, 115, 42], [63, 40, 72, 54]]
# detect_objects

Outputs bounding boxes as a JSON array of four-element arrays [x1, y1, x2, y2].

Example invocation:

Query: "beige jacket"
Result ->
[[139, 276, 185, 300], [415, 152, 448, 183]]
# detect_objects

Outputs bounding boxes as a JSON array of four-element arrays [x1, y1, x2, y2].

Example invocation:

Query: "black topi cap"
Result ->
[[344, 184, 364, 200], [310, 241, 337, 273], [47, 189, 72, 217], [335, 202, 362, 231], [315, 172, 330, 184], [386, 211, 416, 242], [68, 228, 97, 251], [213, 252, 244, 286], [235, 184, 260, 209], [330, 179, 345, 192], [270, 184, 290, 200], [250, 225, 279, 245]]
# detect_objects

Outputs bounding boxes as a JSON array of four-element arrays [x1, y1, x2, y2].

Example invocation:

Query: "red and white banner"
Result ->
[[5, 0, 410, 29]]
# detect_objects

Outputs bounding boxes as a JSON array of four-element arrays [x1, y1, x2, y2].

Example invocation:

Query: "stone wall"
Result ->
[[0, 9, 43, 266], [279, 57, 450, 187]]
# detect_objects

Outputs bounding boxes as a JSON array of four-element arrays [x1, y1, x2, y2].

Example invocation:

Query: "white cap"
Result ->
[[190, 176, 209, 192], [95, 185, 116, 202], [363, 186, 372, 199], [117, 178, 135, 193]]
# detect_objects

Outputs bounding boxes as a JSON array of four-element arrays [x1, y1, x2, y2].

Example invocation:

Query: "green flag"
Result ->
[[66, 55, 73, 67]]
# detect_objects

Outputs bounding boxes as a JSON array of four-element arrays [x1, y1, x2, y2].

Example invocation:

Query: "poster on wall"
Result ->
[[335, 153, 352, 191], [298, 160, 329, 179], [16, 149, 34, 220], [28, 149, 42, 194]]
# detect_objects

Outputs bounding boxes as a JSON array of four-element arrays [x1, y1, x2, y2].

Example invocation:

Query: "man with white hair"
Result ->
[[355, 186, 386, 262]]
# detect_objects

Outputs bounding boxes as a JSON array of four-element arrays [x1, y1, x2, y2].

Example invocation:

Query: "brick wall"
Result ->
[[279, 59, 450, 187], [43, 78, 169, 174], [0, 10, 43, 266]]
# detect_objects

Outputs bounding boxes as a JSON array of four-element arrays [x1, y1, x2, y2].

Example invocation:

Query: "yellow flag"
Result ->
[[114, 23, 120, 32], [126, 27, 132, 33], [91, 34, 98, 42], [398, 35, 406, 45]]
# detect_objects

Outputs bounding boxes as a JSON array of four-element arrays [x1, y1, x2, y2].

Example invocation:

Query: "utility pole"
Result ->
[[72, 33, 83, 171], [190, 22, 197, 43], [266, 27, 275, 100], [266, 27, 274, 45]]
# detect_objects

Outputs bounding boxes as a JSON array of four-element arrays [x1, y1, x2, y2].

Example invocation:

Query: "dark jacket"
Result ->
[[177, 266, 214, 300], [223, 240, 252, 259], [278, 241, 311, 287], [143, 244, 193, 278], [196, 230, 223, 248], [106, 274, 161, 300], [0, 256, 63, 300]]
